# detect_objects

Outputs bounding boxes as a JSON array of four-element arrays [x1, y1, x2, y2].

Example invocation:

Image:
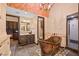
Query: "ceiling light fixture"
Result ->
[[40, 3, 53, 11]]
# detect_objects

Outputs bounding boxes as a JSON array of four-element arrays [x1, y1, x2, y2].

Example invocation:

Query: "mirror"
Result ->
[[37, 16, 45, 40], [20, 21, 32, 34]]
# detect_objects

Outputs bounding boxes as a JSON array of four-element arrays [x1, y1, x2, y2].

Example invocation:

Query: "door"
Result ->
[[68, 18, 78, 50], [67, 13, 78, 51], [6, 15, 19, 40], [13, 22, 19, 40]]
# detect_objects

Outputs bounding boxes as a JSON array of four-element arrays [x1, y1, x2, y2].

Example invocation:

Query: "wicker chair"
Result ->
[[38, 36, 62, 56]]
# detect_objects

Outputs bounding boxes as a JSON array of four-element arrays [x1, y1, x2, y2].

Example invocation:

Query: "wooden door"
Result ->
[[6, 15, 19, 40]]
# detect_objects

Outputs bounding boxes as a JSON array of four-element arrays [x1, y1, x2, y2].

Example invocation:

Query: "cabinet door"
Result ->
[[19, 35, 28, 45], [26, 35, 30, 44], [30, 35, 35, 44], [26, 35, 35, 44]]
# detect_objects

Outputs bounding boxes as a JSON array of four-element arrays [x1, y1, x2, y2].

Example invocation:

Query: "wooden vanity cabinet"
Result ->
[[19, 34, 35, 45]]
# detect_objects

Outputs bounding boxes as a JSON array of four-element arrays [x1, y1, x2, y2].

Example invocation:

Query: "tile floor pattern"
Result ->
[[14, 44, 41, 56], [10, 43, 78, 56], [10, 39, 78, 56]]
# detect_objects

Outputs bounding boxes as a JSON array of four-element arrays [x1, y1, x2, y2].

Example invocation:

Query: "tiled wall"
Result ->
[[0, 4, 6, 36], [0, 3, 11, 56]]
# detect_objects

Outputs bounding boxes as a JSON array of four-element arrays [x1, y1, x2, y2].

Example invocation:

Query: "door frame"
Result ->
[[66, 12, 79, 53], [6, 14, 20, 41], [37, 16, 45, 41]]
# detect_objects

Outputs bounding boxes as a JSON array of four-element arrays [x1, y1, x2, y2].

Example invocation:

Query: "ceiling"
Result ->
[[7, 3, 53, 17]]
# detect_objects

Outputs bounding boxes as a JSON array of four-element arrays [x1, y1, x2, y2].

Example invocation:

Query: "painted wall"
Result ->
[[45, 3, 78, 47], [6, 7, 36, 18]]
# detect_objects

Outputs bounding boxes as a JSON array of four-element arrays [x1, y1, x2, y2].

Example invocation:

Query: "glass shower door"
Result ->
[[68, 18, 78, 50]]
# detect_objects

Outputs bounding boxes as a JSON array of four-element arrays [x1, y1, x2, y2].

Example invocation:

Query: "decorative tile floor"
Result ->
[[14, 44, 41, 56], [10, 43, 78, 56], [55, 48, 70, 56], [10, 39, 78, 56]]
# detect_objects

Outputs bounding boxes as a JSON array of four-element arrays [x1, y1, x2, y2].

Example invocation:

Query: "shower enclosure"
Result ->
[[67, 13, 79, 51]]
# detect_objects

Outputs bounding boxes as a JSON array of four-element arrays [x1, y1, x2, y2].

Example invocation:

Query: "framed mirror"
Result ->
[[20, 21, 31, 34], [37, 16, 45, 40]]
